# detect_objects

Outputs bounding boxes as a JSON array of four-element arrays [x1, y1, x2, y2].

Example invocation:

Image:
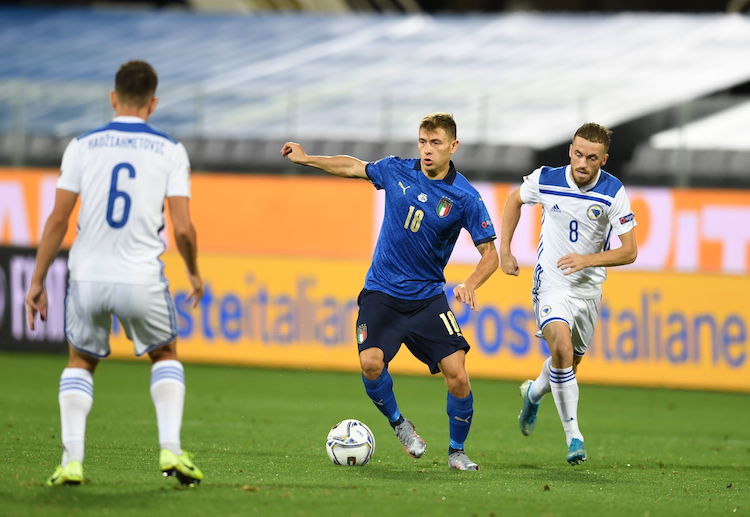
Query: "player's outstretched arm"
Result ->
[[26, 189, 78, 330], [558, 228, 638, 274], [280, 141, 368, 179], [167, 196, 203, 307], [500, 187, 523, 276], [454, 241, 499, 311]]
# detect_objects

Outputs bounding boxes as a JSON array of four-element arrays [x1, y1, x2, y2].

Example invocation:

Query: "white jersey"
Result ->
[[58, 116, 190, 284], [520, 165, 636, 299]]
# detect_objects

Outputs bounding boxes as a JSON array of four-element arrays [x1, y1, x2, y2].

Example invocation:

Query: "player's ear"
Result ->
[[601, 152, 609, 167], [109, 91, 118, 111], [451, 139, 459, 154], [568, 143, 573, 159], [148, 96, 159, 116]]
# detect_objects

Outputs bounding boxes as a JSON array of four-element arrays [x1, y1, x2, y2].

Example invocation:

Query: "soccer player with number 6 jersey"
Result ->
[[281, 113, 499, 470], [500, 123, 638, 465], [25, 61, 204, 486]]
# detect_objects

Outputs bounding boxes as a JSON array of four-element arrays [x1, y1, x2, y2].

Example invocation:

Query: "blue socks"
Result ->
[[362, 369, 401, 424], [447, 391, 473, 451]]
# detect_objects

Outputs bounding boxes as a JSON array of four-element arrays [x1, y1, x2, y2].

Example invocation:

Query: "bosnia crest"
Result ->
[[356, 324, 367, 344], [587, 204, 604, 220], [436, 197, 453, 217]]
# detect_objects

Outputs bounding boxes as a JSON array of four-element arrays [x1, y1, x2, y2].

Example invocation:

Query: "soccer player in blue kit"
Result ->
[[281, 113, 499, 470]]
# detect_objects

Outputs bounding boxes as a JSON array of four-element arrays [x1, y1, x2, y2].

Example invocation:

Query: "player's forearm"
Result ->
[[464, 243, 499, 290], [585, 245, 637, 268], [173, 225, 200, 276], [31, 216, 68, 285], [500, 195, 522, 254], [299, 155, 366, 178]]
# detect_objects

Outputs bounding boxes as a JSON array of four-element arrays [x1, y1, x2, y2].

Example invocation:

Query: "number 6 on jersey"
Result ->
[[106, 162, 136, 228]]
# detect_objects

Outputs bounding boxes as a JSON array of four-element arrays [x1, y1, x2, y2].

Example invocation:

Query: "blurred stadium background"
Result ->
[[1, 1, 749, 515], [1, 0, 749, 390]]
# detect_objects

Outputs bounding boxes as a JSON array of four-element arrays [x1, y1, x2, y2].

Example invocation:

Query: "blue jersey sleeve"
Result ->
[[463, 196, 496, 245], [365, 156, 397, 190]]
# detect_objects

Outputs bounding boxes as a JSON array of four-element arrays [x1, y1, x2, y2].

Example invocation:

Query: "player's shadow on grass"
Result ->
[[22, 484, 206, 509], [339, 464, 488, 483]]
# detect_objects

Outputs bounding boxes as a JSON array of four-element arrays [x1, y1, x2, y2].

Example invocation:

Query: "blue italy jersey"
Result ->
[[364, 156, 496, 300]]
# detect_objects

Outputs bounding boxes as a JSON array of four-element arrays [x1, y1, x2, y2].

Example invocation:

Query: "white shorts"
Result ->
[[533, 290, 600, 357], [65, 280, 178, 358]]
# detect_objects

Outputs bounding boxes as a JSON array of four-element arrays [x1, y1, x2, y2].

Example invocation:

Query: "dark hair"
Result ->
[[420, 112, 457, 140], [574, 122, 612, 151], [115, 60, 158, 107]]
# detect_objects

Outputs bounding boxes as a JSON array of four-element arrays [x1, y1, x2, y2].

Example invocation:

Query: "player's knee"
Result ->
[[148, 341, 178, 362], [550, 346, 574, 368], [67, 345, 99, 372], [446, 372, 471, 398], [359, 357, 384, 380]]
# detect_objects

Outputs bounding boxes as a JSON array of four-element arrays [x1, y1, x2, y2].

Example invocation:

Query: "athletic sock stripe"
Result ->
[[151, 366, 184, 377], [60, 378, 93, 389], [549, 376, 575, 384], [549, 369, 574, 376], [549, 372, 576, 382], [151, 371, 185, 382], [59, 379, 94, 397], [151, 373, 185, 384], [152, 365, 184, 373], [151, 371, 185, 385], [549, 367, 574, 374]]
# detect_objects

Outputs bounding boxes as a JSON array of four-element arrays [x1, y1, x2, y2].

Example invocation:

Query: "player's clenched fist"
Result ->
[[280, 141, 308, 164]]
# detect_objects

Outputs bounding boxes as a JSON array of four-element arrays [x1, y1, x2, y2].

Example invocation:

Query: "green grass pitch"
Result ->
[[0, 351, 747, 517]]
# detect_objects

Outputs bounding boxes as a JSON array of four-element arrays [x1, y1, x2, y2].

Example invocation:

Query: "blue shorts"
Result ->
[[355, 289, 470, 374]]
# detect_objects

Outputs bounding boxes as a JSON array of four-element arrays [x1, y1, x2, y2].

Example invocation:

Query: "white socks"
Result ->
[[528, 357, 552, 404], [150, 360, 185, 456], [549, 364, 583, 446], [59, 368, 94, 466]]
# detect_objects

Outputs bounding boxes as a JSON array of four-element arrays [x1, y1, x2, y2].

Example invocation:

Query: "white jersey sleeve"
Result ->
[[166, 143, 191, 198], [57, 138, 84, 193], [519, 167, 543, 205], [608, 187, 636, 235]]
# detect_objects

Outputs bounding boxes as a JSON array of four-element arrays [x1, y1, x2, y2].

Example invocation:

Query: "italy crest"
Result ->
[[357, 324, 367, 344], [436, 197, 453, 217]]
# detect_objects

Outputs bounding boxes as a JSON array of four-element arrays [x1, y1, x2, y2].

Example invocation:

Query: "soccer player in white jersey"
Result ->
[[500, 123, 637, 464], [25, 61, 204, 486]]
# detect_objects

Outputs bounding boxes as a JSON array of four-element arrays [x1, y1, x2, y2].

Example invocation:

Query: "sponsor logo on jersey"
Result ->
[[619, 213, 635, 224], [541, 305, 552, 317], [551, 204, 561, 213], [481, 219, 493, 228], [436, 197, 453, 217], [587, 204, 604, 220], [418, 193, 428, 203], [398, 181, 411, 195], [356, 323, 367, 344]]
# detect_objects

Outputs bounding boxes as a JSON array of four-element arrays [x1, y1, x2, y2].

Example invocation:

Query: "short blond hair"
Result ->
[[574, 122, 612, 151], [420, 112, 457, 140]]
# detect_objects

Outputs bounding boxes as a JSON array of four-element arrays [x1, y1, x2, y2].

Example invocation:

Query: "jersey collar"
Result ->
[[413, 160, 457, 185], [112, 116, 146, 123], [565, 164, 601, 192]]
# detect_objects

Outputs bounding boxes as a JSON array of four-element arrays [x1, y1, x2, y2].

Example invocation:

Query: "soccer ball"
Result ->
[[325, 419, 375, 466]]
